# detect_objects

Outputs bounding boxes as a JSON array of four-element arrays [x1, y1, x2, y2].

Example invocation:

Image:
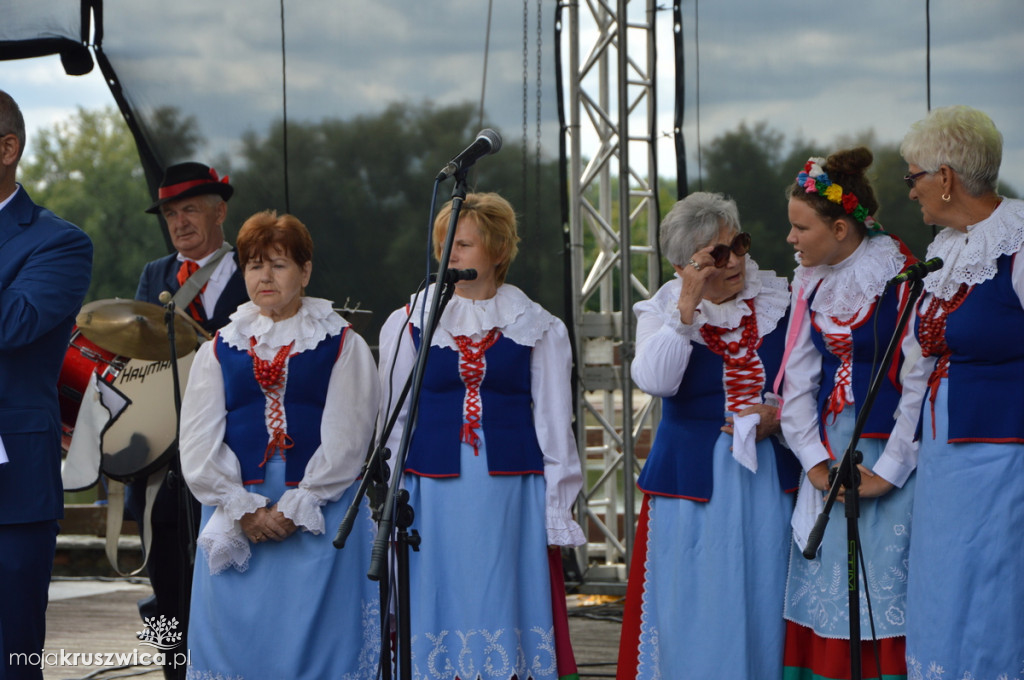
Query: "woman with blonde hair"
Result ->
[[378, 192, 585, 680]]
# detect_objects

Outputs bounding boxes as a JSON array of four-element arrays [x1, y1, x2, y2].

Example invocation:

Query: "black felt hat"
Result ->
[[146, 162, 234, 214]]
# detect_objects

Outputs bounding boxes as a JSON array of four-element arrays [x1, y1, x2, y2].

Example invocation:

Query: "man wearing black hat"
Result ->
[[129, 162, 248, 680]]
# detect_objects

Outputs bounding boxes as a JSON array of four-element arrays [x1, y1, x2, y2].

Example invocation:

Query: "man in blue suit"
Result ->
[[0, 89, 93, 680], [129, 161, 248, 680]]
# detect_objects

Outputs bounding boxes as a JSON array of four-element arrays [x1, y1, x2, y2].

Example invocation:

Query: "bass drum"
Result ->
[[99, 351, 195, 482], [58, 328, 126, 451]]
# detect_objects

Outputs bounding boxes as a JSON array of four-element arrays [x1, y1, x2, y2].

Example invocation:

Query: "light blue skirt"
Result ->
[[633, 428, 793, 680], [187, 456, 381, 680], [785, 407, 915, 639], [403, 432, 556, 680], [905, 379, 1024, 680]]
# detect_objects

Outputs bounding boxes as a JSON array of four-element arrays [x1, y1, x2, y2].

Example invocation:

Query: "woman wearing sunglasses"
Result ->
[[618, 191, 800, 679], [871, 106, 1024, 679], [779, 147, 918, 680]]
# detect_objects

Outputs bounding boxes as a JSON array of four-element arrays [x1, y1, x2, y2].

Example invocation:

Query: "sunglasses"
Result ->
[[903, 170, 929, 189], [708, 232, 752, 268]]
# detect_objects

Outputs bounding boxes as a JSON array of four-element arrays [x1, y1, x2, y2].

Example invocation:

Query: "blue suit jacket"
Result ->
[[0, 186, 93, 524], [135, 249, 248, 334]]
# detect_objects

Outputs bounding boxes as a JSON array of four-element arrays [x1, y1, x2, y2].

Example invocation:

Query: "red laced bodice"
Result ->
[[917, 284, 971, 437], [249, 337, 296, 467], [453, 329, 502, 455], [699, 300, 766, 412]]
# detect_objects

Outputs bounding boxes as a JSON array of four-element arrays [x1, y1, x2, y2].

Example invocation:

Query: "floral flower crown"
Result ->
[[796, 158, 883, 233]]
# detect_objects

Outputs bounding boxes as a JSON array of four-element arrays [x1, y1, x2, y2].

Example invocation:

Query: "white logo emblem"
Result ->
[[135, 615, 183, 651]]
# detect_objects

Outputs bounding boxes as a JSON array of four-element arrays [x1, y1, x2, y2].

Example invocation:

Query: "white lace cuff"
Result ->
[[221, 488, 270, 522], [276, 487, 327, 534], [197, 507, 252, 575], [547, 508, 586, 547]]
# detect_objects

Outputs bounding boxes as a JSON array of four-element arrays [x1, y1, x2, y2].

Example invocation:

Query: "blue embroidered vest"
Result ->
[[403, 326, 544, 477], [637, 310, 801, 501], [937, 253, 1024, 443], [809, 283, 906, 451], [216, 330, 345, 485]]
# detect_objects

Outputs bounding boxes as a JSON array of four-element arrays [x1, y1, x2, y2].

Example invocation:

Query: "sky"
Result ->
[[1, 0, 1023, 191]]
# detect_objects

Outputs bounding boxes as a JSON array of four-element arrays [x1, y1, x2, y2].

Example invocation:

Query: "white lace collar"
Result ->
[[795, 234, 905, 318], [923, 197, 1024, 300], [219, 297, 345, 354], [408, 283, 556, 349], [665, 259, 789, 335]]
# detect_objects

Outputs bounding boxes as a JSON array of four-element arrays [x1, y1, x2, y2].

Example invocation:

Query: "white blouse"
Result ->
[[630, 258, 790, 399], [180, 297, 380, 573], [376, 283, 586, 547]]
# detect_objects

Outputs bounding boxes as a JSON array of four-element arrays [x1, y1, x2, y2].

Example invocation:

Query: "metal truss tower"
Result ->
[[566, 0, 662, 591]]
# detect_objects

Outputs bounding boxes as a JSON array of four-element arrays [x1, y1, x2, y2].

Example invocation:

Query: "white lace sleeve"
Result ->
[[180, 341, 270, 573], [276, 330, 380, 533], [532, 318, 586, 547]]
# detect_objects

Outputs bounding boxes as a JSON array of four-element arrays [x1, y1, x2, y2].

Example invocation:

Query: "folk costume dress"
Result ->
[[876, 198, 1024, 680], [780, 234, 915, 680], [617, 260, 801, 680], [180, 298, 381, 680], [378, 283, 585, 680]]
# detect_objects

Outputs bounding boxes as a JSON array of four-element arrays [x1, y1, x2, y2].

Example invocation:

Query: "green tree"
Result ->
[[20, 106, 164, 302], [220, 101, 568, 344]]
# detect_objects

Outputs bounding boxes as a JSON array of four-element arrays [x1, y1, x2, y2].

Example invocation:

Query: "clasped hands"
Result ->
[[805, 460, 895, 502], [239, 505, 297, 544]]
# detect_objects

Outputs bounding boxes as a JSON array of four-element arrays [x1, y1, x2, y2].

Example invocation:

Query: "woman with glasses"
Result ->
[[617, 191, 800, 679], [870, 105, 1024, 679], [780, 147, 917, 680]]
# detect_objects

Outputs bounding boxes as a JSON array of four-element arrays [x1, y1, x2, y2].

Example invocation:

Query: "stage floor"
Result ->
[[41, 578, 622, 679]]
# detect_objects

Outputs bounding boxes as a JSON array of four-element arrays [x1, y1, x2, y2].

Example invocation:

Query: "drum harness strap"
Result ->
[[171, 242, 234, 312], [103, 241, 232, 575]]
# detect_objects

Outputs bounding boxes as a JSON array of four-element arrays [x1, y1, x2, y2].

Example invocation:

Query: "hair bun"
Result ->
[[826, 146, 873, 177]]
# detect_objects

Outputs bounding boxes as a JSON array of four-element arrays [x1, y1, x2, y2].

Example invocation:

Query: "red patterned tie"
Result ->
[[176, 260, 207, 322]]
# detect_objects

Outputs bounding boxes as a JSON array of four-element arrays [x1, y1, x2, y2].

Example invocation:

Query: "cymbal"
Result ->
[[76, 298, 199, 361]]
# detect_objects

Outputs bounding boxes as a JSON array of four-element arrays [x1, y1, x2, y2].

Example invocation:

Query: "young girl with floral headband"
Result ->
[[779, 147, 918, 680]]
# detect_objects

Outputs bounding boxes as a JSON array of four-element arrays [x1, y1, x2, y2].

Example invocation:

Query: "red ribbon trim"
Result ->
[[157, 171, 230, 199]]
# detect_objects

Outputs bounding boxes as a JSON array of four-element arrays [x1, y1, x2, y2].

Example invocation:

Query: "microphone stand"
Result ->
[[162, 299, 197, 634], [337, 170, 470, 680], [801, 275, 925, 680]]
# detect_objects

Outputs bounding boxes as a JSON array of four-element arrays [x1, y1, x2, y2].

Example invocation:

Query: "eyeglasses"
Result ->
[[708, 232, 751, 268], [903, 170, 929, 189]]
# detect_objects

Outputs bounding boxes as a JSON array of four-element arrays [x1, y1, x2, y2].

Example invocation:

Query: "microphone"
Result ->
[[887, 257, 943, 286], [159, 291, 174, 307], [436, 129, 502, 181], [429, 268, 478, 283]]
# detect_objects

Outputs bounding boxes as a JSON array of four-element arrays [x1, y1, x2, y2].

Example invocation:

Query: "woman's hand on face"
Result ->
[[673, 243, 719, 324]]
